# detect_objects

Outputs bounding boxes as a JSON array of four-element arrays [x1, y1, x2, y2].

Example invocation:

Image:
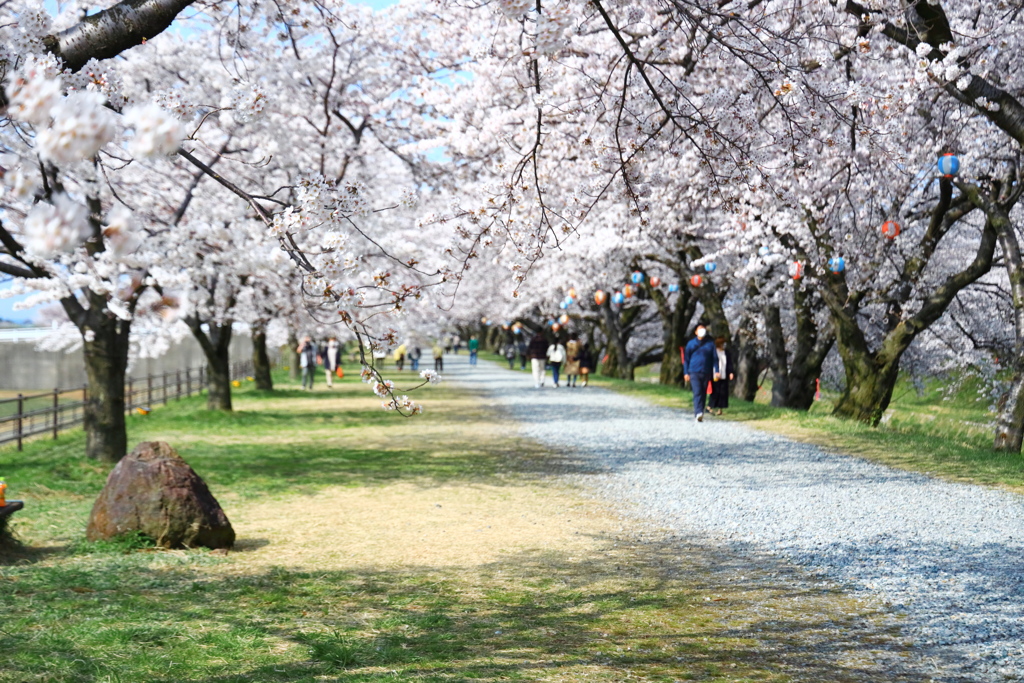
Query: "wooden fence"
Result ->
[[0, 360, 254, 450]]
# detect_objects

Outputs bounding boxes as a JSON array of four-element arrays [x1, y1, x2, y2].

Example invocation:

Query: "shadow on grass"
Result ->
[[0, 539, 924, 683]]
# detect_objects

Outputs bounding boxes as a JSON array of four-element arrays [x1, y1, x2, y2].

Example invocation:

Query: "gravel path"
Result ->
[[446, 355, 1024, 681]]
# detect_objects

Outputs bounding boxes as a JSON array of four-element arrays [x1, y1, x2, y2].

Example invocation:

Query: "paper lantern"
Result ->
[[704, 262, 717, 273], [789, 261, 804, 279], [594, 290, 607, 305], [565, 296, 575, 306], [758, 246, 771, 257], [623, 284, 635, 298], [552, 323, 561, 333], [546, 319, 555, 327], [612, 291, 625, 304], [649, 276, 661, 288], [668, 283, 680, 293], [481, 317, 488, 324], [558, 313, 569, 325], [881, 220, 901, 239], [630, 271, 645, 284], [937, 153, 960, 178], [568, 287, 577, 299], [828, 257, 845, 273], [559, 301, 568, 310], [502, 323, 510, 330], [689, 275, 703, 287]]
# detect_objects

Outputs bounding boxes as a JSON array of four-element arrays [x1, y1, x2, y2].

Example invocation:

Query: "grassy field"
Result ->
[[0, 367, 910, 682]]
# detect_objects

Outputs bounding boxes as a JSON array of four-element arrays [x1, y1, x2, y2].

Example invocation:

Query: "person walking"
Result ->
[[433, 341, 444, 371], [394, 343, 407, 371], [297, 336, 318, 390], [564, 335, 582, 387], [452, 334, 461, 354], [683, 324, 719, 422], [320, 335, 342, 388], [546, 337, 567, 387], [468, 336, 479, 365], [709, 337, 735, 415], [517, 337, 528, 370], [409, 344, 422, 372], [578, 343, 594, 387], [527, 331, 549, 388], [504, 341, 517, 369]]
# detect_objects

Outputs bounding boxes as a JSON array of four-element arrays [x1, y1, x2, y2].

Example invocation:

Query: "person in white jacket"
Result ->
[[546, 340, 567, 387]]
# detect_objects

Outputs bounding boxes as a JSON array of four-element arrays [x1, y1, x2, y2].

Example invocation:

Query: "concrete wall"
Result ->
[[0, 333, 270, 391]]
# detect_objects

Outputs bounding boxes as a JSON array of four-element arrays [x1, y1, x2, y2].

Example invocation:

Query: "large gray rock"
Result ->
[[86, 441, 234, 549]]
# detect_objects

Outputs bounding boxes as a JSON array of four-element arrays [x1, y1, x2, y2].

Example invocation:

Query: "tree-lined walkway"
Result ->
[[450, 356, 1024, 681]]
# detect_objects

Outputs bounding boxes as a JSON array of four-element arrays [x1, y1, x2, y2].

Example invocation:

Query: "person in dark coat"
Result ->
[[527, 331, 549, 388], [683, 324, 719, 421], [708, 336, 735, 415], [577, 343, 594, 387]]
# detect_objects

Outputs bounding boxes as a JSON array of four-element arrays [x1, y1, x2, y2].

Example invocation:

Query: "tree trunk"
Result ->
[[764, 304, 790, 407], [765, 286, 834, 410], [990, 212, 1024, 452], [185, 317, 234, 411], [658, 288, 697, 388], [731, 282, 760, 402], [287, 330, 300, 381], [80, 316, 131, 463], [252, 324, 273, 391]]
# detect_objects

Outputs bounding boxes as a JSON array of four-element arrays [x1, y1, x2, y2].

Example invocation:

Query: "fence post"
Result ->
[[163, 372, 169, 405], [128, 378, 133, 413], [147, 375, 153, 407], [186, 368, 191, 397], [176, 370, 181, 400], [200, 366, 205, 392], [16, 393, 23, 452], [53, 388, 59, 440]]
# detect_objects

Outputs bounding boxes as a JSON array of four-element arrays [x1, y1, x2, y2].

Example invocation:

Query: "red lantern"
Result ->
[[568, 287, 577, 299], [689, 274, 703, 287], [623, 284, 635, 298], [881, 220, 901, 239], [789, 261, 804, 280], [594, 290, 607, 305], [551, 323, 561, 333], [649, 276, 661, 288]]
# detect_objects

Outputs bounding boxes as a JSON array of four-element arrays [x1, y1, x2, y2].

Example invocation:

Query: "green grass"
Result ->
[[586, 368, 1024, 492], [0, 367, 905, 682]]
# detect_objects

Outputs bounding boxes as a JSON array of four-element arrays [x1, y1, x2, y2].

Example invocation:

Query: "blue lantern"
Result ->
[[828, 256, 846, 273], [704, 262, 717, 273], [559, 301, 568, 309], [630, 271, 644, 284], [612, 291, 625, 304], [546, 319, 555, 327], [758, 246, 770, 257], [667, 283, 680, 293], [937, 153, 960, 178], [565, 296, 575, 306]]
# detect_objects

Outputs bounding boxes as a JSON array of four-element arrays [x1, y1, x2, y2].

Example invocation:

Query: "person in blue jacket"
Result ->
[[683, 324, 719, 422]]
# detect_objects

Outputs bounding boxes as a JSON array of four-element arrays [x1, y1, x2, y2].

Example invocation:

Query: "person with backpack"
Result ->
[[683, 324, 719, 422]]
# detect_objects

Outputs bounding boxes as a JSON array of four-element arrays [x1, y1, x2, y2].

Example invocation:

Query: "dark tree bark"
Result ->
[[731, 281, 761, 402], [43, 0, 198, 73], [77, 309, 132, 463], [957, 179, 1024, 451], [764, 285, 835, 410], [185, 317, 234, 411], [827, 217, 997, 423], [252, 324, 273, 391]]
